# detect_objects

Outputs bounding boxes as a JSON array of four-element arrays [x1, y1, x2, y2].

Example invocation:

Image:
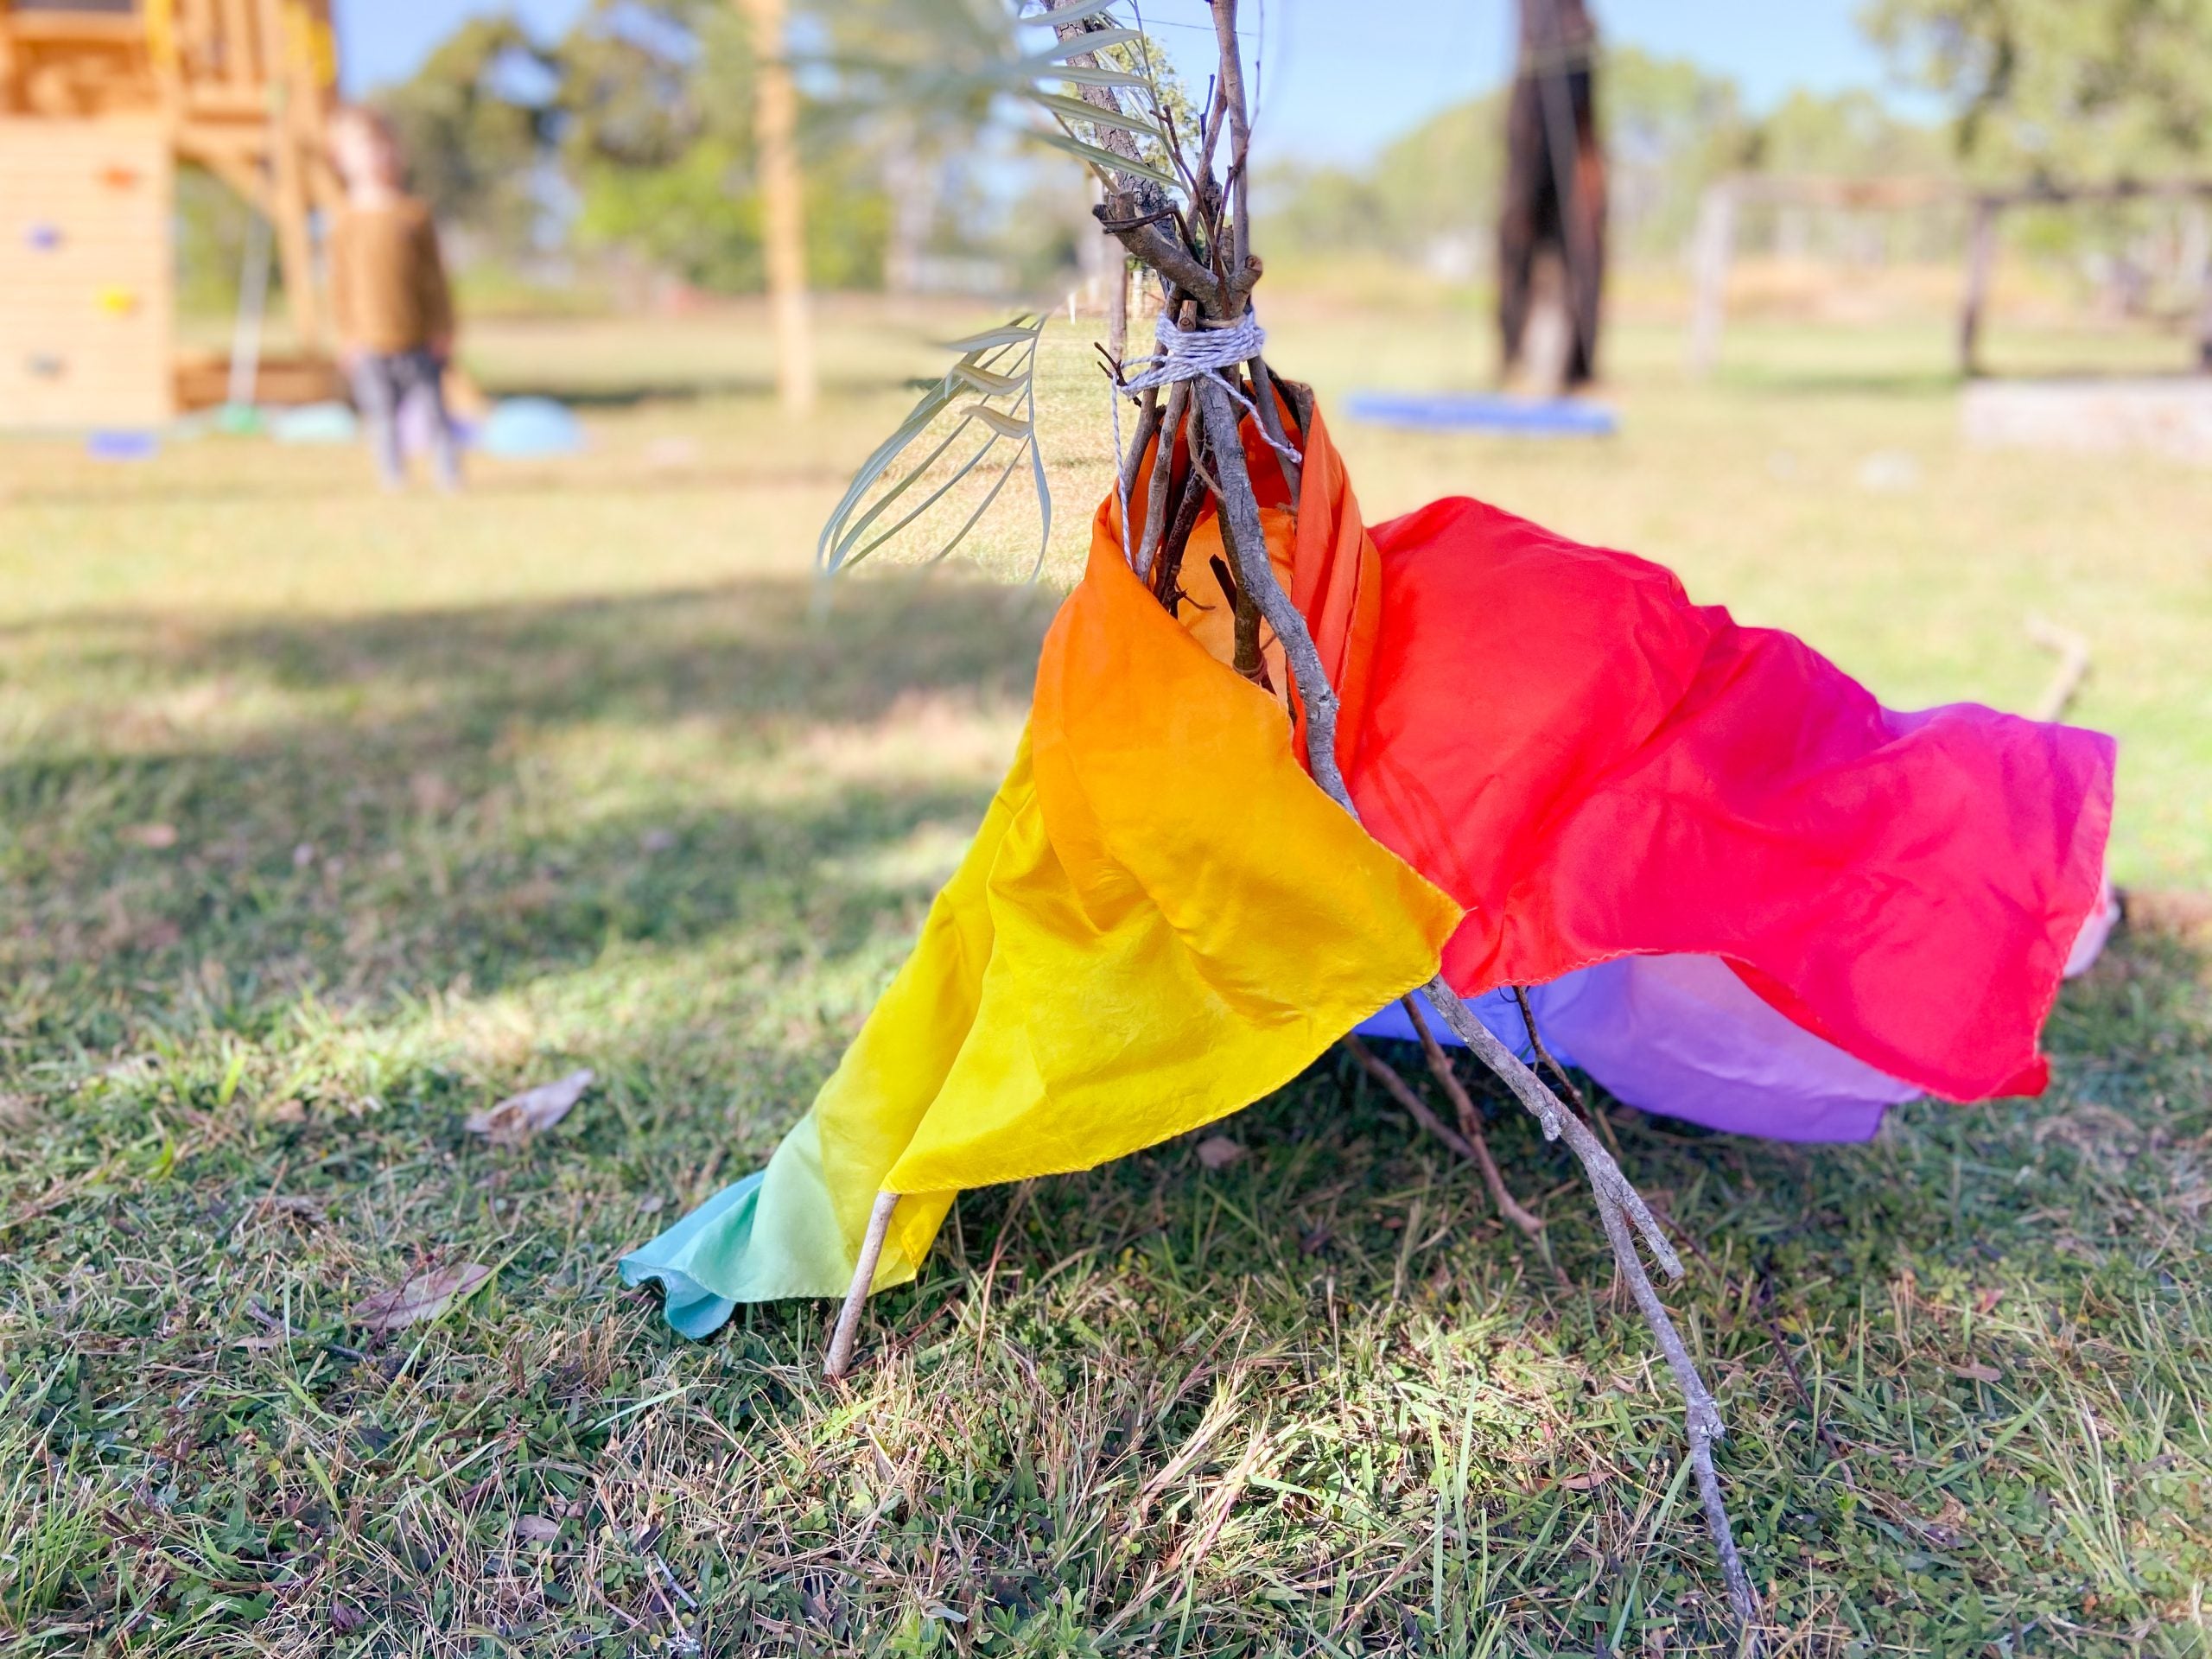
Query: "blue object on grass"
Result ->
[[86, 430, 158, 461], [1345, 391, 1618, 437], [267, 401, 358, 443], [478, 397, 584, 458]]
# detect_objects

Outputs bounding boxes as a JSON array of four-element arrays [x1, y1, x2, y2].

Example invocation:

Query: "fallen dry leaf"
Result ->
[[1952, 1361, 2003, 1383], [409, 771, 461, 816], [466, 1069, 594, 1147], [1558, 1469, 1612, 1491], [1194, 1135, 1245, 1170], [352, 1262, 493, 1332], [513, 1515, 563, 1542], [253, 1193, 327, 1226], [123, 822, 179, 849]]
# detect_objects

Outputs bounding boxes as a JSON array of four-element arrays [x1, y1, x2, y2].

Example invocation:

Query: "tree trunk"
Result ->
[[882, 118, 938, 299], [1499, 0, 1605, 390], [741, 0, 816, 416]]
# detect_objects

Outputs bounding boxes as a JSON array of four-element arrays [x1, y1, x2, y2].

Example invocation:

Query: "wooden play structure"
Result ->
[[0, 0, 341, 429], [1687, 172, 2212, 378]]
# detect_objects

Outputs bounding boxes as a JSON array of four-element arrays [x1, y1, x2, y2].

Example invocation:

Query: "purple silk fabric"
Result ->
[[1357, 876, 2115, 1143], [1356, 954, 1917, 1143]]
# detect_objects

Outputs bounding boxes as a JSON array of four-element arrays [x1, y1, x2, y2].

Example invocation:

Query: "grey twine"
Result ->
[[1110, 309, 1301, 556]]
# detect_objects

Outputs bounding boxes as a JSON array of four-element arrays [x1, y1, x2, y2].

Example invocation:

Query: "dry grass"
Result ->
[[0, 297, 2207, 1655]]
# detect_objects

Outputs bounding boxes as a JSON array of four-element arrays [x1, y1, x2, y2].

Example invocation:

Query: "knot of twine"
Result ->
[[1119, 310, 1269, 396], [1109, 308, 1303, 553]]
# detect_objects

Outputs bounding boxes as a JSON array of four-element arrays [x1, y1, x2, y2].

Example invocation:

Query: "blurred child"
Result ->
[[326, 105, 461, 491]]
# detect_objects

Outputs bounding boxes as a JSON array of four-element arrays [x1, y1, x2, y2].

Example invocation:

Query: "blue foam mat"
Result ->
[[1345, 391, 1618, 436]]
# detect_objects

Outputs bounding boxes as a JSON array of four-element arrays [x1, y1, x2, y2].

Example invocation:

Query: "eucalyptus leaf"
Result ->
[[1041, 64, 1152, 90], [966, 404, 1034, 441], [1016, 0, 1125, 29], [817, 314, 1054, 577], [1029, 89, 1164, 137], [1033, 126, 1178, 187], [1026, 27, 1147, 62]]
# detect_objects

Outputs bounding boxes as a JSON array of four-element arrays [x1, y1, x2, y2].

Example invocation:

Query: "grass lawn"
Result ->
[[1, 297, 2208, 1655]]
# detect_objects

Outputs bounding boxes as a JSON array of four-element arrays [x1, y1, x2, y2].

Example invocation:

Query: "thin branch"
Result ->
[[1135, 301, 1199, 578], [1036, 3, 1761, 1643], [1343, 1035, 1475, 1160], [1208, 0, 1254, 282], [1192, 329, 1762, 1654], [825, 1190, 900, 1380], [1120, 384, 1162, 504], [1150, 440, 1211, 607], [1109, 213, 1224, 310], [1510, 984, 1587, 1113], [1248, 353, 1302, 501], [1402, 996, 1544, 1238], [1512, 982, 1624, 1160]]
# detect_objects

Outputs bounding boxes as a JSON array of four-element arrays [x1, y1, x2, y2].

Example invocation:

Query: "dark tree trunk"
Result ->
[[1499, 0, 1606, 389]]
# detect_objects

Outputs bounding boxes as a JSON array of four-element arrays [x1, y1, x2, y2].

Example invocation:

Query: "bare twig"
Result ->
[[2026, 613, 2091, 722], [1510, 984, 1586, 1113], [1120, 384, 1161, 503], [1185, 123, 1761, 1659], [888, 3, 1766, 1643], [1343, 1034, 1475, 1160], [1207, 0, 1253, 283], [1136, 302, 1199, 578], [1402, 996, 1545, 1238], [825, 1190, 900, 1380], [1247, 353, 1302, 501], [1150, 442, 1211, 607]]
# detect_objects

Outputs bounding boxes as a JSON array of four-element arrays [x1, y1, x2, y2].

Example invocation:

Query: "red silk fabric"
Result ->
[[1234, 404, 2114, 1103]]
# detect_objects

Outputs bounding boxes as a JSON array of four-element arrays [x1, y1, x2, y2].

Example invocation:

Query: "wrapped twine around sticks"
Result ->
[[1109, 308, 1301, 568]]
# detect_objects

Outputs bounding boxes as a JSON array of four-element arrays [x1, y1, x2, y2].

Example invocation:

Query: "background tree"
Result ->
[[1862, 0, 2212, 180], [377, 17, 559, 262], [557, 0, 884, 297], [1499, 0, 1605, 391]]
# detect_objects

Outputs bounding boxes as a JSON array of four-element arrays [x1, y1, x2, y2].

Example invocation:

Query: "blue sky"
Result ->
[[340, 0, 1906, 163]]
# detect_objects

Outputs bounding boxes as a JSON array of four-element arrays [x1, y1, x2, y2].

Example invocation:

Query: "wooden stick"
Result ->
[[990, 6, 1763, 1644], [1136, 302, 1199, 579], [2026, 614, 2091, 722], [1343, 1034, 1475, 1160], [1960, 197, 1999, 380], [1402, 997, 1545, 1238], [1194, 314, 1761, 1654], [823, 1190, 900, 1380]]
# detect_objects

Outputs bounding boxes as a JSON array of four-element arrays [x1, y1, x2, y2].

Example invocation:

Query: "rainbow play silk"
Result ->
[[626, 401, 2113, 1336]]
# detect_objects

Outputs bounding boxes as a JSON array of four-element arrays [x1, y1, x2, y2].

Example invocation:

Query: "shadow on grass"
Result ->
[[1709, 365, 1962, 399], [4, 555, 2211, 1651], [0, 571, 1054, 1041], [470, 371, 936, 407], [3, 461, 863, 509]]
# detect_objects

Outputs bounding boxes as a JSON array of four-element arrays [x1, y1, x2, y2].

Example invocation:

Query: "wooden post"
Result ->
[[252, 0, 319, 351], [1686, 179, 1736, 378], [1960, 197, 1999, 379], [2196, 223, 2212, 372], [739, 0, 816, 416], [823, 1190, 899, 1379]]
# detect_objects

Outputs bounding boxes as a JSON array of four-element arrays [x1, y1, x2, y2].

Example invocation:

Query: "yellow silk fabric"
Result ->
[[798, 493, 1463, 1294]]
